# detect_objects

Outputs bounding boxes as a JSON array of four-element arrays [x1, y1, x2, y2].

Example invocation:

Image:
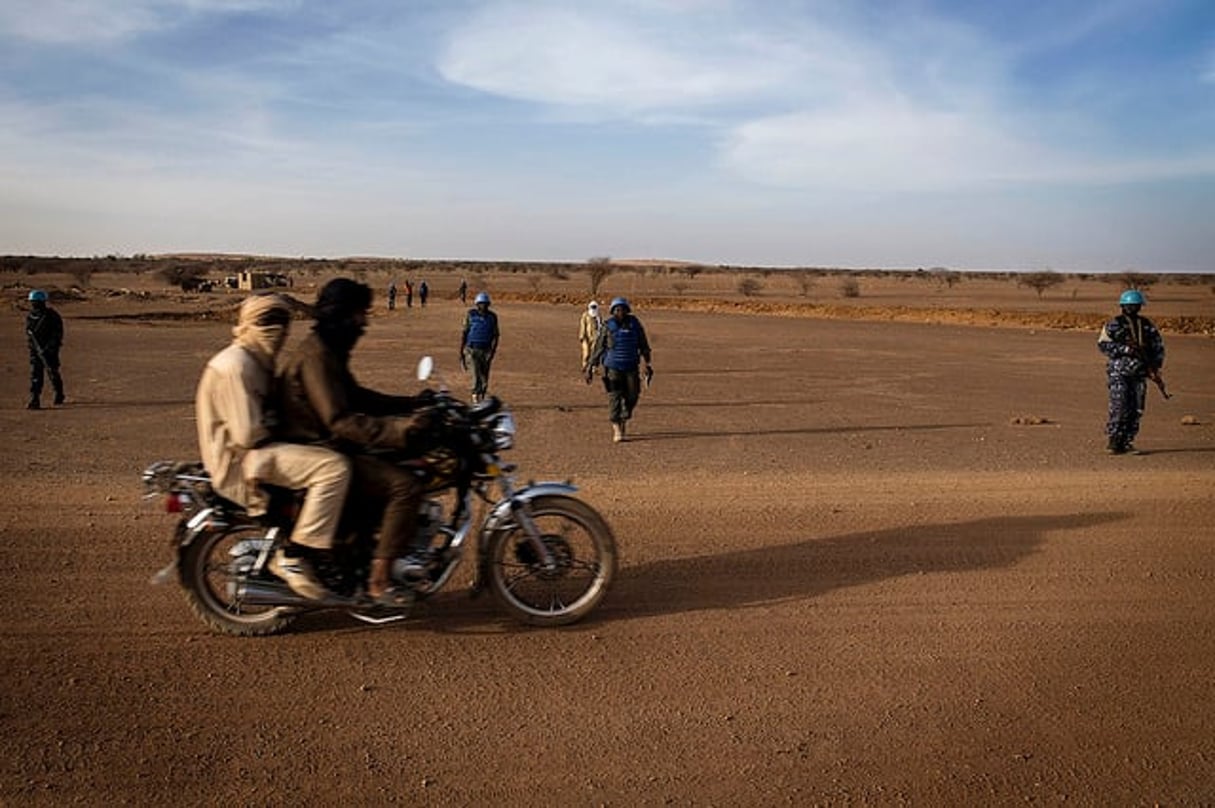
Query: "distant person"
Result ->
[[419, 280, 429, 307], [1098, 289, 1165, 455], [585, 297, 652, 443], [387, 281, 397, 311], [460, 292, 500, 404], [25, 290, 65, 409], [195, 294, 350, 600], [404, 279, 414, 308], [458, 279, 468, 304], [578, 300, 603, 373]]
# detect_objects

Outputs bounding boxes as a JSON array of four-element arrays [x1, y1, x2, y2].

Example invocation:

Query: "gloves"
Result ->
[[583, 365, 594, 385], [643, 365, 653, 388]]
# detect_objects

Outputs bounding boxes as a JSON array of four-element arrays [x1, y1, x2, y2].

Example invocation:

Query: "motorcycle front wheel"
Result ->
[[487, 495, 617, 626], [179, 527, 297, 637]]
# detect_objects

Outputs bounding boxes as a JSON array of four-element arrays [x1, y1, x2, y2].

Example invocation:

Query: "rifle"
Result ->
[[1122, 317, 1171, 400], [26, 327, 50, 368]]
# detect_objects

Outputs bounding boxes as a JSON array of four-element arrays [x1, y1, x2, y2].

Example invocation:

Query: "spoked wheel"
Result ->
[[179, 527, 297, 636], [488, 495, 617, 626]]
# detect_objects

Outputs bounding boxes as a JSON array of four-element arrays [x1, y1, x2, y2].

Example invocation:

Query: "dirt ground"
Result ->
[[2, 278, 1214, 805]]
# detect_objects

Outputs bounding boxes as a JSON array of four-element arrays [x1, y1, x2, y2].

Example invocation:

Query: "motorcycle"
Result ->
[[144, 357, 617, 635]]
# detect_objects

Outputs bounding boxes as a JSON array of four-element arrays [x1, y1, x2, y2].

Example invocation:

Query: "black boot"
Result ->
[[26, 397, 40, 410]]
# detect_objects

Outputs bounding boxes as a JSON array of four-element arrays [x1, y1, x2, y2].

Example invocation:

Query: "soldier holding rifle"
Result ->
[[1097, 289, 1166, 455], [25, 290, 66, 410]]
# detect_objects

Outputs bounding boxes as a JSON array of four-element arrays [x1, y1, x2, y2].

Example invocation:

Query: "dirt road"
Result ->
[[2, 296, 1213, 805]]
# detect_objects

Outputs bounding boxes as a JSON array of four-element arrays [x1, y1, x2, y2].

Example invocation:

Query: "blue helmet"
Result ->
[[28, 289, 48, 302], [609, 296, 630, 313], [474, 291, 491, 305], [1119, 289, 1145, 306]]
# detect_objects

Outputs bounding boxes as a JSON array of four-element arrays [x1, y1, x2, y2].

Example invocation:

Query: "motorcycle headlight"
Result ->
[[491, 412, 516, 450]]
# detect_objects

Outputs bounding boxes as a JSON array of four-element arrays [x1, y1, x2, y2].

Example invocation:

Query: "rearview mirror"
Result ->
[[416, 356, 434, 382]]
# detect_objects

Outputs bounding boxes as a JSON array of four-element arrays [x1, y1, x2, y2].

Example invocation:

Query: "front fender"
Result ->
[[486, 482, 579, 526]]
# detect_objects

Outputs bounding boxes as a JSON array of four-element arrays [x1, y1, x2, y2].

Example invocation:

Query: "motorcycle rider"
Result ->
[[25, 289, 66, 409], [277, 278, 434, 604], [585, 297, 652, 443], [196, 294, 351, 600]]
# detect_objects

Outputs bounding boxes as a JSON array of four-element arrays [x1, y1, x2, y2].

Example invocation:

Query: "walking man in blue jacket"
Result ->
[[461, 292, 500, 403], [585, 297, 652, 443]]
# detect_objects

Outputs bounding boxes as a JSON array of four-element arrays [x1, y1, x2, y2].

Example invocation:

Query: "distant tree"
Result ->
[[587, 256, 613, 296], [526, 274, 543, 293], [67, 265, 94, 288], [737, 277, 763, 297], [793, 271, 816, 297], [671, 281, 689, 296], [929, 267, 962, 289], [1117, 270, 1157, 292], [157, 263, 208, 287], [1018, 270, 1065, 298], [839, 277, 861, 298]]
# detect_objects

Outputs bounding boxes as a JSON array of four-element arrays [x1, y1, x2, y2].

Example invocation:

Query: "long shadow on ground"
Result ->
[[307, 510, 1124, 635], [602, 511, 1124, 622]]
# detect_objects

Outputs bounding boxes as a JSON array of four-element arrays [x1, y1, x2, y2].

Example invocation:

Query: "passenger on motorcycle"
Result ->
[[195, 294, 351, 601], [276, 278, 435, 604]]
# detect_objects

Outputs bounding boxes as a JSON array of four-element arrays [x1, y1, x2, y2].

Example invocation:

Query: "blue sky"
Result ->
[[2, 0, 1213, 271]]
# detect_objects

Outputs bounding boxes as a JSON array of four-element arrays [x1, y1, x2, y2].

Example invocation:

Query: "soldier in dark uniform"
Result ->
[[585, 297, 652, 443], [460, 292, 500, 403], [25, 290, 65, 410], [1097, 289, 1165, 455]]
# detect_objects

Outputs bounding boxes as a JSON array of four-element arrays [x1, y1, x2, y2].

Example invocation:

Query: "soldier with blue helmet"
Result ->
[[460, 291, 500, 403], [1098, 289, 1165, 454], [585, 297, 653, 443], [25, 289, 66, 409]]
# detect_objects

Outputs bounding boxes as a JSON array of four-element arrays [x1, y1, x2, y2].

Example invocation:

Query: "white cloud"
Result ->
[[721, 104, 1040, 191], [437, 3, 803, 114], [0, 0, 293, 44]]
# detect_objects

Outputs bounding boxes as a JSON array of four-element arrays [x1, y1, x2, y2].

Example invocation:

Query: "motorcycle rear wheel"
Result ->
[[487, 495, 616, 626], [180, 527, 297, 637]]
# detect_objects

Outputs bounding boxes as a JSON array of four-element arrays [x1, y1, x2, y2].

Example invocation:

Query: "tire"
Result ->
[[487, 495, 617, 626], [179, 527, 297, 637]]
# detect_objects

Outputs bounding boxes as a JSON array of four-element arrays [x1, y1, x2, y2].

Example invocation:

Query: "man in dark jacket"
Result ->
[[585, 297, 652, 443], [277, 278, 434, 603], [25, 290, 65, 409]]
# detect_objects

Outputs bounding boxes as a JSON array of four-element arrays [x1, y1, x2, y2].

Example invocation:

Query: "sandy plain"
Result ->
[[1, 266, 1213, 805]]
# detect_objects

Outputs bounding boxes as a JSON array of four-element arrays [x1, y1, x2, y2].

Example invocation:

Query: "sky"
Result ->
[[1, 0, 1214, 272]]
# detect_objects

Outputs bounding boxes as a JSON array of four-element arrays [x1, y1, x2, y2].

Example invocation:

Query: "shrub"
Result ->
[[1117, 270, 1157, 291], [839, 277, 860, 298], [672, 281, 688, 296], [793, 272, 816, 297], [1018, 270, 1065, 298], [157, 263, 209, 287], [737, 277, 763, 297], [588, 257, 613, 296]]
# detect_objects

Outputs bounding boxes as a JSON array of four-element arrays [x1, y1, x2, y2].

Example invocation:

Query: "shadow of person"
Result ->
[[597, 511, 1127, 623]]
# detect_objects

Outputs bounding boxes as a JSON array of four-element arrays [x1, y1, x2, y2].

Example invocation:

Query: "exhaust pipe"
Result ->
[[237, 579, 359, 608]]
